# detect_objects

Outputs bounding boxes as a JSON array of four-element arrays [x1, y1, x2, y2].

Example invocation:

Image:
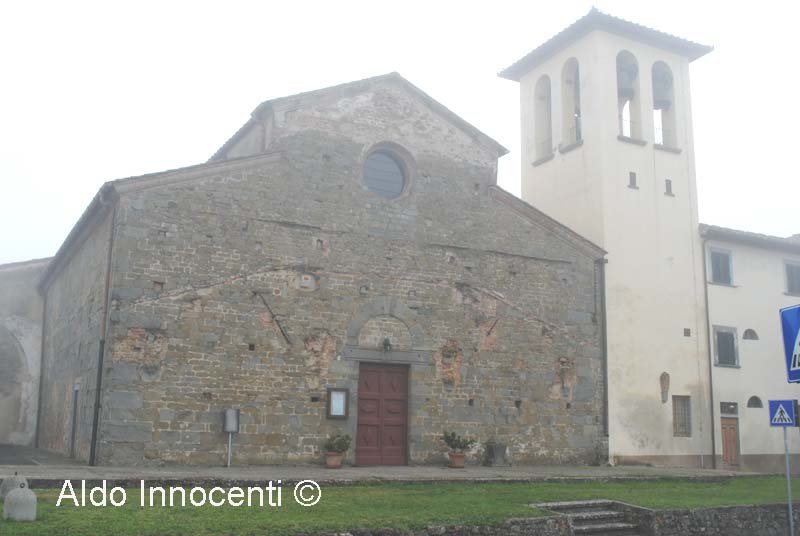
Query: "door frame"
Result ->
[[720, 416, 741, 467], [355, 361, 410, 466]]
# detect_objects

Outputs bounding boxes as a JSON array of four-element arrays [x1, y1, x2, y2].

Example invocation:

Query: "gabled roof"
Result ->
[[499, 8, 713, 81], [209, 72, 508, 162], [700, 224, 800, 255]]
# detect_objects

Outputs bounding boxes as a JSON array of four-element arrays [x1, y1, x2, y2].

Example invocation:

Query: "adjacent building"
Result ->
[[702, 225, 800, 471], [0, 258, 49, 446]]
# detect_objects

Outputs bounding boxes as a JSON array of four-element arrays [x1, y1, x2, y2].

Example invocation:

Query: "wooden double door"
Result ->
[[355, 363, 409, 465]]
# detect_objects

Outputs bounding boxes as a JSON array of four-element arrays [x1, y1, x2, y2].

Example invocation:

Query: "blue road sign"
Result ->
[[769, 400, 797, 427], [782, 304, 800, 383]]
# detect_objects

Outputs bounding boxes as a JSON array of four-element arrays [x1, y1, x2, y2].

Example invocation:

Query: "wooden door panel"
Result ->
[[721, 417, 739, 466], [356, 363, 408, 465], [359, 370, 381, 393]]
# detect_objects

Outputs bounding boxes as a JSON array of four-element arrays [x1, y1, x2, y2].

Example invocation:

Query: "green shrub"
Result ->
[[442, 431, 476, 452], [322, 434, 352, 453]]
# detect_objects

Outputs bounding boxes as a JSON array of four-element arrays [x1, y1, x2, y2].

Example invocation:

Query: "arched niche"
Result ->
[[652, 61, 676, 147], [534, 75, 553, 160], [561, 58, 582, 145], [616, 50, 641, 139], [342, 296, 430, 364]]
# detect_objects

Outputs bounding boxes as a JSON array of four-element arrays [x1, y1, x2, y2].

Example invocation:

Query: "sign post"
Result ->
[[770, 399, 797, 535], [780, 306, 800, 534]]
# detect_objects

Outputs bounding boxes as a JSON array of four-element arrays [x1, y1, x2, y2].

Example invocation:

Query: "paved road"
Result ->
[[0, 444, 760, 487], [0, 444, 80, 466]]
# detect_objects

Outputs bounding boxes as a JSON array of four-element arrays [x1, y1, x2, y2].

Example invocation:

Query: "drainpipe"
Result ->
[[701, 236, 717, 469], [89, 192, 117, 466], [34, 293, 47, 448], [596, 258, 610, 438]]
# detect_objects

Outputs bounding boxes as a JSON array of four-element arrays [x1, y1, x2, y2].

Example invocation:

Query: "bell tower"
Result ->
[[501, 9, 715, 466]]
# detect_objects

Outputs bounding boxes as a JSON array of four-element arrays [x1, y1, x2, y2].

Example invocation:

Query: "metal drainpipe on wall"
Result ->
[[701, 236, 717, 469], [595, 258, 610, 441], [89, 193, 117, 466], [33, 293, 48, 449]]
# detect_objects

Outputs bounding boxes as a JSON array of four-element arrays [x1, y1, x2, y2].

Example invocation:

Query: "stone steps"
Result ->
[[534, 500, 642, 536], [573, 521, 640, 535]]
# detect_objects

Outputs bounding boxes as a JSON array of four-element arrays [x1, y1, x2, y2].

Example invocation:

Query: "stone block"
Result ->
[[104, 422, 152, 443], [108, 391, 143, 409]]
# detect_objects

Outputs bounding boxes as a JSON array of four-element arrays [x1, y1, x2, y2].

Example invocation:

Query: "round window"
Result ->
[[363, 151, 405, 198]]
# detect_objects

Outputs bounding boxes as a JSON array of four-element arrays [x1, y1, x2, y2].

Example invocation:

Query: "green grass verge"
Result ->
[[1, 476, 798, 535]]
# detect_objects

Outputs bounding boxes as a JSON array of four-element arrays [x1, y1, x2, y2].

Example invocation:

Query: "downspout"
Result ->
[[89, 190, 117, 466], [34, 292, 47, 448], [701, 235, 717, 469], [596, 258, 610, 438]]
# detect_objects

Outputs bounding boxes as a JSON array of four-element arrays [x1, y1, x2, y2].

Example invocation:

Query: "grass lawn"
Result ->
[[1, 476, 798, 535]]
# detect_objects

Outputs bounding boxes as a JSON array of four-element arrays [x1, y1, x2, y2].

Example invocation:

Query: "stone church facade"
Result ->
[[31, 73, 607, 466]]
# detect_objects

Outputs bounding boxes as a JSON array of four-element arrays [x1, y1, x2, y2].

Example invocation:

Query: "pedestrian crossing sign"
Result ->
[[769, 400, 797, 427], [781, 304, 800, 383]]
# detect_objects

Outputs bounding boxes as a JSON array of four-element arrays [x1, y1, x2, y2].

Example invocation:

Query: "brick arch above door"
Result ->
[[342, 296, 431, 365], [345, 296, 425, 349]]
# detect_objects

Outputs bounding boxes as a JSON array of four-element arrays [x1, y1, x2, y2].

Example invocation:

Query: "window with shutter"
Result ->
[[710, 249, 732, 285], [786, 263, 800, 296], [714, 326, 738, 367]]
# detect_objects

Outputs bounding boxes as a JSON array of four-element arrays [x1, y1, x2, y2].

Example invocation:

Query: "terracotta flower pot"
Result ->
[[325, 452, 345, 469], [448, 452, 466, 469]]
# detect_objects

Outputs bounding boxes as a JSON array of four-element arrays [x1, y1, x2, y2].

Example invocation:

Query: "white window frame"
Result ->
[[713, 325, 739, 367], [708, 246, 734, 286]]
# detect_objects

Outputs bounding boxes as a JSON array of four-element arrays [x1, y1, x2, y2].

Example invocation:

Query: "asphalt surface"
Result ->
[[0, 443, 760, 488]]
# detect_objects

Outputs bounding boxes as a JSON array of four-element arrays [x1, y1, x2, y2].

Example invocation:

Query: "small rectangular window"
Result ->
[[326, 388, 350, 419], [720, 402, 738, 415], [628, 172, 637, 189], [786, 262, 800, 295], [714, 326, 738, 367], [709, 249, 732, 285], [673, 395, 691, 437], [665, 179, 673, 195]]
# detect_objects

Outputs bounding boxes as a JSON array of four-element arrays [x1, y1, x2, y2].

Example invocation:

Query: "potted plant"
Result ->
[[322, 433, 352, 469], [442, 431, 476, 469]]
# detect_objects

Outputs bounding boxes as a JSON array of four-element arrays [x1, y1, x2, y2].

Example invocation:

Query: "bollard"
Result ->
[[3, 482, 37, 522], [224, 408, 240, 467]]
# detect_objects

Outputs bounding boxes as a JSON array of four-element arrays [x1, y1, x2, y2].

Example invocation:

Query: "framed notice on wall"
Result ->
[[327, 388, 349, 419]]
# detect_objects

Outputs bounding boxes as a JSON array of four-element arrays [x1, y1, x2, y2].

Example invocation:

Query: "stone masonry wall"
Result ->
[[0, 258, 49, 445], [94, 78, 605, 465], [617, 501, 800, 536], [39, 209, 112, 461]]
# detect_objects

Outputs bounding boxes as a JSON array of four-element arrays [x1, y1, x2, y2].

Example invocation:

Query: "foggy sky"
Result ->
[[1, 0, 797, 264]]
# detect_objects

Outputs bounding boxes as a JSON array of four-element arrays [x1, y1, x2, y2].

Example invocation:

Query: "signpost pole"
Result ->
[[785, 427, 795, 535], [227, 432, 233, 468]]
